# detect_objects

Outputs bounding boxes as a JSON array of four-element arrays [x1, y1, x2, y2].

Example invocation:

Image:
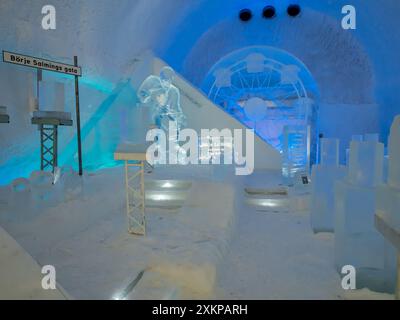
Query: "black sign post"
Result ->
[[74, 56, 83, 176]]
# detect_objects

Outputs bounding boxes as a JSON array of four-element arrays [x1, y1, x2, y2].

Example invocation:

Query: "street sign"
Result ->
[[2, 51, 82, 77]]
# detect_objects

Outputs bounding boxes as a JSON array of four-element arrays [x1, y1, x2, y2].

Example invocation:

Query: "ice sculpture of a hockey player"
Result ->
[[137, 66, 186, 133]]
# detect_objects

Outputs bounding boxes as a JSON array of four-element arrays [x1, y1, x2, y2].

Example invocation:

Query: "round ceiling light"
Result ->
[[239, 9, 253, 22], [287, 4, 301, 17], [263, 6, 276, 19]]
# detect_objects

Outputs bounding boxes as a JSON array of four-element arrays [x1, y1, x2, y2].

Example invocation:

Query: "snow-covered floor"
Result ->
[[0, 166, 394, 300]]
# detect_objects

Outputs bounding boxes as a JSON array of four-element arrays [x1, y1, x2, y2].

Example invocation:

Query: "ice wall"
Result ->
[[1, 0, 400, 181], [0, 0, 191, 184]]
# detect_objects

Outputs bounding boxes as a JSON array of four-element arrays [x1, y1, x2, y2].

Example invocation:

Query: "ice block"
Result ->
[[320, 138, 339, 166], [310, 164, 346, 232], [334, 180, 397, 293], [348, 141, 384, 187], [388, 115, 400, 189], [334, 136, 397, 293]]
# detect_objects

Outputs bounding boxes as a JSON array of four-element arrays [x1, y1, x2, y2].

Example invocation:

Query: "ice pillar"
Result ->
[[335, 138, 397, 292], [310, 138, 346, 233]]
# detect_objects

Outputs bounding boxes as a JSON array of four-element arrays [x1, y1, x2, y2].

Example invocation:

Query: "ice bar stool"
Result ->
[[114, 142, 151, 236], [31, 111, 73, 173], [0, 106, 10, 124], [310, 138, 346, 232], [375, 115, 400, 299], [334, 138, 397, 293]]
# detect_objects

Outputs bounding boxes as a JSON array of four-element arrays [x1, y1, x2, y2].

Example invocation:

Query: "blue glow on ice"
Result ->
[[0, 75, 133, 186]]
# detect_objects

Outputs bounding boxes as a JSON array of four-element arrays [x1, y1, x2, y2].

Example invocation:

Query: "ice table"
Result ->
[[31, 111, 73, 173], [0, 106, 10, 123], [375, 214, 400, 299], [114, 142, 151, 236]]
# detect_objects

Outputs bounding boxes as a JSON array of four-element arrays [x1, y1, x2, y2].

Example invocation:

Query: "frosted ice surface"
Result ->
[[335, 135, 396, 292], [29, 171, 55, 206], [351, 134, 363, 142], [334, 180, 397, 292], [388, 115, 400, 189], [348, 141, 384, 187], [282, 125, 309, 183], [320, 138, 339, 166], [383, 155, 389, 183], [61, 166, 84, 201], [364, 133, 379, 143], [346, 135, 364, 164], [38, 81, 65, 112], [376, 185, 400, 228], [245, 53, 266, 74], [310, 164, 346, 233], [10, 178, 31, 214], [377, 116, 400, 231]]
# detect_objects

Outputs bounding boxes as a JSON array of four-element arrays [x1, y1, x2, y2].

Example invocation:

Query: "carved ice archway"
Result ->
[[202, 46, 320, 165]]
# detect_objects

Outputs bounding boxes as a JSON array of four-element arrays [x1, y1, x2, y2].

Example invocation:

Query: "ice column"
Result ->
[[334, 137, 397, 292], [282, 125, 310, 185], [310, 138, 346, 233], [376, 116, 400, 230], [375, 116, 400, 293], [346, 135, 363, 165]]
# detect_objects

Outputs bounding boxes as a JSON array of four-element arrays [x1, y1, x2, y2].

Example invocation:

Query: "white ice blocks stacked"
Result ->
[[334, 139, 397, 292], [311, 139, 346, 232], [377, 116, 400, 232]]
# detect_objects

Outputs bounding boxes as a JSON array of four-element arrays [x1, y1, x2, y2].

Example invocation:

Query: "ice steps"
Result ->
[[244, 185, 310, 213]]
